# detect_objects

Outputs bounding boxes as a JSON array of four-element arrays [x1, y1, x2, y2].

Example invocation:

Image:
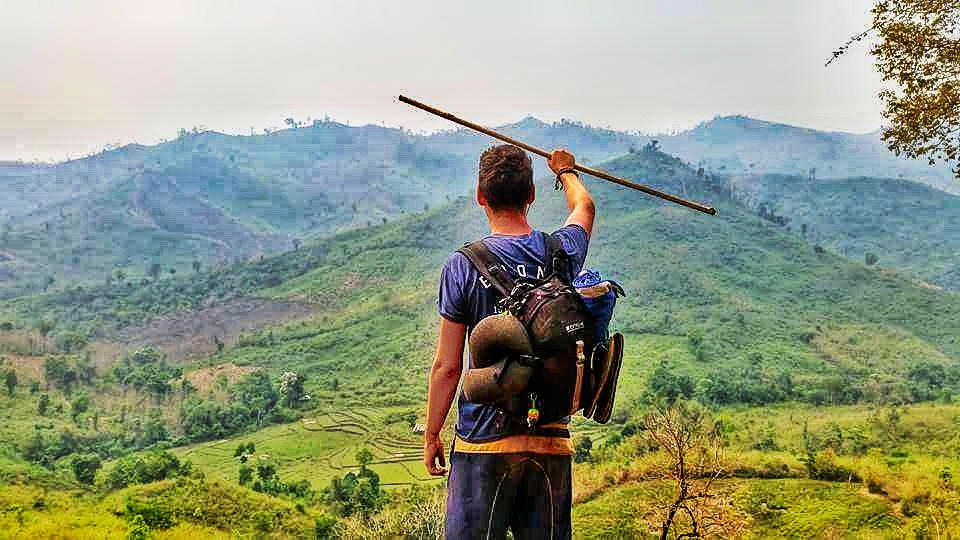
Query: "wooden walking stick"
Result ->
[[399, 95, 717, 216]]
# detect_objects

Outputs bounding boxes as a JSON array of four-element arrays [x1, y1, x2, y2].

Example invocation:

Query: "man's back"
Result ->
[[423, 144, 595, 539], [439, 225, 589, 447]]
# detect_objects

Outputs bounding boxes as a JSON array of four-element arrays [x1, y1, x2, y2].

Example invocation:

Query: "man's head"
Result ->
[[477, 144, 534, 213]]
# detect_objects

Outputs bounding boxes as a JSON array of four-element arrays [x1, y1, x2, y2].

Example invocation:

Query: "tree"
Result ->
[[179, 378, 195, 407], [45, 356, 77, 392], [256, 461, 277, 483], [232, 371, 278, 426], [114, 268, 127, 285], [146, 263, 162, 280], [71, 453, 102, 484], [126, 514, 150, 540], [574, 435, 593, 463], [830, 1, 960, 178], [279, 371, 306, 408], [239, 464, 253, 485], [865, 252, 879, 266], [191, 260, 201, 273], [644, 401, 745, 540], [70, 393, 90, 423], [37, 393, 50, 416], [648, 361, 695, 404], [356, 447, 374, 472], [235, 443, 248, 458], [4, 369, 16, 396]]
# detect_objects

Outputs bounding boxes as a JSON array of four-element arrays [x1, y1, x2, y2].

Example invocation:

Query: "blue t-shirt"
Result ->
[[437, 224, 590, 442]]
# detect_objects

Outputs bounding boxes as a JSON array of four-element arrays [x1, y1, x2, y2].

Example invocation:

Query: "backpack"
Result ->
[[458, 234, 595, 428]]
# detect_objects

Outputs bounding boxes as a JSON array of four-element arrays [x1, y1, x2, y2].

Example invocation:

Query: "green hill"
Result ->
[[0, 119, 644, 297], [723, 172, 960, 290], [1, 148, 959, 538], [5, 148, 958, 406], [4, 113, 957, 300], [660, 115, 959, 194]]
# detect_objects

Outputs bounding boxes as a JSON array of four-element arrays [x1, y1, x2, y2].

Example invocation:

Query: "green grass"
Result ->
[[736, 479, 901, 539], [0, 475, 316, 539], [171, 407, 437, 491]]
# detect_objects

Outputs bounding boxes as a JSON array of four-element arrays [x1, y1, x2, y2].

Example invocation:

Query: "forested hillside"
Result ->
[[660, 115, 959, 193], [2, 112, 955, 300], [726, 172, 960, 290], [3, 147, 957, 408], [0, 146, 958, 537]]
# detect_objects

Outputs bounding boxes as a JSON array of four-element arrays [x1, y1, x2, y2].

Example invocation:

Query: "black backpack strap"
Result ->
[[543, 233, 573, 282], [458, 241, 516, 297]]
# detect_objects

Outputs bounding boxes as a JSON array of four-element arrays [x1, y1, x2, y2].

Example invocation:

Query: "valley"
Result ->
[[0, 123, 957, 538]]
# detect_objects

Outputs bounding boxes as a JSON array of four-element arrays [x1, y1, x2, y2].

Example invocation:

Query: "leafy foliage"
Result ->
[[871, 0, 960, 177], [101, 450, 191, 490], [111, 346, 181, 402]]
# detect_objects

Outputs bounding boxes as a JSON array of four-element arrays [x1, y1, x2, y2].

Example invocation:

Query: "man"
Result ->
[[424, 143, 596, 539]]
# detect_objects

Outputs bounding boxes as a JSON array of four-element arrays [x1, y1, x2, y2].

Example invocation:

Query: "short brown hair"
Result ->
[[478, 144, 533, 211]]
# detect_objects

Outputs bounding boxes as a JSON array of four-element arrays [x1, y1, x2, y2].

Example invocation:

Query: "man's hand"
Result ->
[[423, 433, 447, 476], [547, 148, 576, 176]]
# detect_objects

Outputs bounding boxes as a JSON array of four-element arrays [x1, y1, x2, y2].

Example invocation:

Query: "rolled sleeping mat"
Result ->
[[469, 312, 533, 369], [461, 355, 537, 404]]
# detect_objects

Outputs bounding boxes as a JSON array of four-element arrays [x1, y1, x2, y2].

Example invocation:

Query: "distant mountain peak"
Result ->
[[501, 116, 550, 130], [698, 115, 780, 131]]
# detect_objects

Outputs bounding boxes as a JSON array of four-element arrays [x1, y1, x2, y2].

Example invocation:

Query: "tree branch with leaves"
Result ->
[[830, 0, 960, 179]]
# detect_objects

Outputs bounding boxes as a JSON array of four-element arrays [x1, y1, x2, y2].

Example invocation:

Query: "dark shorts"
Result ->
[[445, 451, 572, 540]]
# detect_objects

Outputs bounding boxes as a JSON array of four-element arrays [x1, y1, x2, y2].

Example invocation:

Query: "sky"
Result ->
[[1, 0, 883, 163]]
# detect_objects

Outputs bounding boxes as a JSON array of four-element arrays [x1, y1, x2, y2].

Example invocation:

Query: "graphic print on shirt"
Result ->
[[477, 263, 547, 291]]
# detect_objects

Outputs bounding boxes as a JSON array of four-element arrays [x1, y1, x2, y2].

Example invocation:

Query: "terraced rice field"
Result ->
[[173, 407, 441, 489]]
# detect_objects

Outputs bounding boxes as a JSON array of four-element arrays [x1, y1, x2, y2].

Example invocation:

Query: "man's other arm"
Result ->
[[548, 148, 596, 237], [423, 316, 466, 476]]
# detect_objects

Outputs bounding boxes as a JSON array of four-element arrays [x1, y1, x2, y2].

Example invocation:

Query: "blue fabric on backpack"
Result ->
[[572, 269, 624, 345]]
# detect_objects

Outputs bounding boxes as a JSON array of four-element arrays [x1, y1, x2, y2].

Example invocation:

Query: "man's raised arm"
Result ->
[[548, 149, 596, 237]]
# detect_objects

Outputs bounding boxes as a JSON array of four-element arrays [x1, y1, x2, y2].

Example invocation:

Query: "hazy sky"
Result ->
[[1, 0, 883, 162]]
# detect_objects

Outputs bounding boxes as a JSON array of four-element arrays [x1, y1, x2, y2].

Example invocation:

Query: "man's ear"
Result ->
[[477, 186, 489, 207]]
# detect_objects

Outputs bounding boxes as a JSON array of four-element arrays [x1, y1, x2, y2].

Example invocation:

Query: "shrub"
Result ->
[[125, 514, 150, 540], [103, 451, 188, 490], [125, 499, 176, 530], [802, 449, 859, 482], [71, 452, 102, 485], [315, 513, 340, 539], [574, 435, 593, 463]]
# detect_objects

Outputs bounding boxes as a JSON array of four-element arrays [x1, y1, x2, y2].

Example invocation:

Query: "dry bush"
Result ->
[[643, 401, 748, 540]]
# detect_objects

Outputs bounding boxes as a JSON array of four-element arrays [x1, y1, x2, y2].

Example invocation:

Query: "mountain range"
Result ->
[[0, 114, 956, 298], [4, 146, 956, 408]]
